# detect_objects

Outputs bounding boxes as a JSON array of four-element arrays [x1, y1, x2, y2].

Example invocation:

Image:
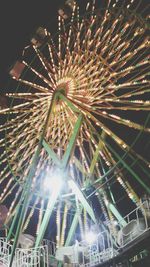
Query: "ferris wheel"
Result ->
[[0, 0, 150, 266]]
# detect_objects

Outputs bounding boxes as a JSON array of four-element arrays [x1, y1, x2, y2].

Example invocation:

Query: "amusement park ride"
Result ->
[[0, 0, 150, 266]]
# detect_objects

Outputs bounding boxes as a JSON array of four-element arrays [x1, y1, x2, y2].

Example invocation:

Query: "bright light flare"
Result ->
[[85, 231, 97, 244], [43, 169, 63, 194]]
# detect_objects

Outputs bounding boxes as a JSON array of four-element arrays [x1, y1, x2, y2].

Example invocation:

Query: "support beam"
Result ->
[[59, 93, 81, 114], [68, 180, 96, 223], [43, 113, 83, 169], [106, 140, 150, 194], [8, 92, 60, 267], [89, 131, 106, 175], [65, 209, 81, 246], [35, 190, 59, 247], [108, 202, 127, 227], [8, 142, 42, 267], [35, 94, 83, 247], [62, 113, 83, 168], [42, 139, 61, 167]]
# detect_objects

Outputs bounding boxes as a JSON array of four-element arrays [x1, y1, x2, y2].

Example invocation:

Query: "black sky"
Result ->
[[0, 0, 149, 89], [0, 0, 66, 88]]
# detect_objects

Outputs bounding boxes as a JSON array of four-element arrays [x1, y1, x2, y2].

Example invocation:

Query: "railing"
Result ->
[[42, 239, 56, 256], [0, 238, 12, 266], [15, 245, 49, 267], [80, 231, 118, 266], [78, 200, 150, 266], [0, 240, 49, 267], [116, 200, 150, 248]]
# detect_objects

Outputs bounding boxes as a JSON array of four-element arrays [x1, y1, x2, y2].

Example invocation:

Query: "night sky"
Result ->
[[0, 0, 149, 87], [0, 0, 66, 88]]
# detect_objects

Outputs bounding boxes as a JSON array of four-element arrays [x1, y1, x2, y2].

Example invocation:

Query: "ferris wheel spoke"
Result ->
[[33, 46, 58, 84], [6, 92, 50, 101], [17, 78, 51, 93], [85, 114, 149, 166], [22, 60, 55, 90]]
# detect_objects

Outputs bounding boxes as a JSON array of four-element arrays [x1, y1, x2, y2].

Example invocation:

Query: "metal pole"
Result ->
[[8, 92, 59, 267]]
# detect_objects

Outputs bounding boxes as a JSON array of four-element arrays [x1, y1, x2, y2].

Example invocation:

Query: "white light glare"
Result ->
[[113, 220, 118, 226], [85, 231, 97, 244], [43, 169, 63, 193]]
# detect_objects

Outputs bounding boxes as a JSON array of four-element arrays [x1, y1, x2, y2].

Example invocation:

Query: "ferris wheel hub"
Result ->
[[56, 76, 76, 96]]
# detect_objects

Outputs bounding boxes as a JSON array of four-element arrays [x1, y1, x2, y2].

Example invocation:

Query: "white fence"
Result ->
[[42, 239, 56, 256], [0, 240, 49, 267], [14, 245, 49, 267], [0, 238, 11, 266], [116, 200, 150, 248], [80, 200, 150, 266], [80, 232, 118, 266]]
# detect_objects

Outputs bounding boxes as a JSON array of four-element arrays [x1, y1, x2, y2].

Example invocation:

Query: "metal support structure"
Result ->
[[89, 131, 126, 228], [61, 113, 83, 168], [65, 208, 83, 246], [89, 131, 106, 175], [8, 92, 60, 267], [35, 190, 60, 247], [108, 202, 127, 227], [105, 139, 150, 194], [69, 180, 96, 223], [8, 142, 43, 267], [5, 87, 148, 267], [35, 93, 83, 247], [42, 113, 83, 169]]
